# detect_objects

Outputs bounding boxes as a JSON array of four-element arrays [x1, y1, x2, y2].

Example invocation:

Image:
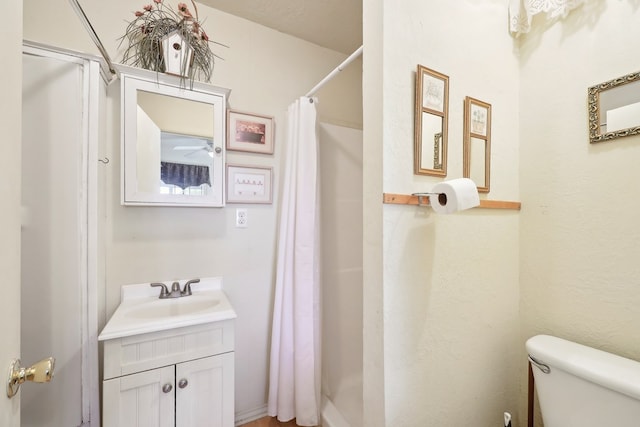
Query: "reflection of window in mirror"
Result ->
[[463, 96, 491, 193], [414, 64, 449, 176], [159, 131, 214, 194]]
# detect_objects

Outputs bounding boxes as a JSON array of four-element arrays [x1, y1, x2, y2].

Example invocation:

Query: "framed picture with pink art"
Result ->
[[226, 164, 273, 204], [226, 110, 275, 154]]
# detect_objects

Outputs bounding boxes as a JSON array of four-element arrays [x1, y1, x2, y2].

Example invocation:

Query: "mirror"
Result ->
[[588, 71, 640, 143], [121, 68, 229, 206], [463, 96, 491, 193], [414, 64, 449, 176]]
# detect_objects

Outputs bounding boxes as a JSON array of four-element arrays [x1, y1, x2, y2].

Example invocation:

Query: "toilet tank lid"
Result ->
[[526, 335, 640, 401]]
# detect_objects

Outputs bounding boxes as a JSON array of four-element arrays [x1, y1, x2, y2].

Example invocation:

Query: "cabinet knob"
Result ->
[[162, 383, 173, 393], [178, 378, 188, 389]]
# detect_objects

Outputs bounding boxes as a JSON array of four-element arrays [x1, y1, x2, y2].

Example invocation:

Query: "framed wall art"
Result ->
[[414, 64, 449, 177], [227, 110, 275, 154], [226, 164, 273, 204], [463, 96, 492, 193]]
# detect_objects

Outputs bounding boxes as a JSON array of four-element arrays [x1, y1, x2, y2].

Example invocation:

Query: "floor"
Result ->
[[239, 416, 315, 427]]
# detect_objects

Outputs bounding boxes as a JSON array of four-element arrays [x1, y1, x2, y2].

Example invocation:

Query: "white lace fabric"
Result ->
[[509, 0, 586, 36]]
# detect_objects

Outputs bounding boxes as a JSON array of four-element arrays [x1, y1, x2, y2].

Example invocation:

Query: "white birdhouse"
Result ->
[[161, 30, 194, 77]]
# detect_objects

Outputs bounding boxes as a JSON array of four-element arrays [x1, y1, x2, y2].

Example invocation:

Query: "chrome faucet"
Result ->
[[150, 282, 182, 298], [181, 278, 200, 296], [150, 279, 200, 299]]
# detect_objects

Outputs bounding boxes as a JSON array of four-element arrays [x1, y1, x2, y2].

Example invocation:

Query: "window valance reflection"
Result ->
[[160, 161, 211, 189]]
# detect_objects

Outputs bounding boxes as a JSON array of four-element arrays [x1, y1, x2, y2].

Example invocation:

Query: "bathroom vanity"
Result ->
[[99, 277, 236, 427]]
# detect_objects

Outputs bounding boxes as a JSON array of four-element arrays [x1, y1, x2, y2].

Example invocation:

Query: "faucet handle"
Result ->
[[181, 278, 200, 296], [150, 282, 169, 299]]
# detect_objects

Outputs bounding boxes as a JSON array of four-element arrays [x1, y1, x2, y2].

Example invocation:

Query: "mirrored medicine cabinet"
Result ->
[[120, 65, 230, 206]]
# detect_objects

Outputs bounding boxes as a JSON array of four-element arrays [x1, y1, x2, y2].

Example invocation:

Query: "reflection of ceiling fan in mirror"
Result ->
[[161, 131, 215, 160], [174, 140, 214, 157]]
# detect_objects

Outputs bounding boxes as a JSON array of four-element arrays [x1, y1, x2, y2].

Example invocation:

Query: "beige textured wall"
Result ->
[[364, 0, 521, 425], [23, 0, 362, 420], [519, 1, 640, 423]]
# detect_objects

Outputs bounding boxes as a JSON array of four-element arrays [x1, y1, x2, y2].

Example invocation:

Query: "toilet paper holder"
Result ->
[[382, 192, 522, 211], [411, 192, 443, 207], [411, 178, 481, 214]]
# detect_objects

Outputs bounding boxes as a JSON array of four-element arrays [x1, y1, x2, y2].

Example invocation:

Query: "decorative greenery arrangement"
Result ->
[[120, 0, 222, 82]]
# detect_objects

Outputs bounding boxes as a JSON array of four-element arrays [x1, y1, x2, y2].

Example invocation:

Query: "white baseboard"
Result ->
[[235, 404, 268, 426]]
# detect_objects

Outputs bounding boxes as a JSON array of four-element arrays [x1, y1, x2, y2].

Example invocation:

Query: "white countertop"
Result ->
[[98, 277, 236, 341]]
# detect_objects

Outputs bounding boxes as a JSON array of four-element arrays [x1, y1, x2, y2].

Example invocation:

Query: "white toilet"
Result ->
[[526, 334, 640, 427]]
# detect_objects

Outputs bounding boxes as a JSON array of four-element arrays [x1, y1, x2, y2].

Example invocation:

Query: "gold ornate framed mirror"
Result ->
[[414, 64, 449, 176], [588, 70, 640, 143], [463, 96, 491, 193]]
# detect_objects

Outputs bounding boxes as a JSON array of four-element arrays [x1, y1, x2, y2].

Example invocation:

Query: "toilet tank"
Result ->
[[526, 335, 640, 427]]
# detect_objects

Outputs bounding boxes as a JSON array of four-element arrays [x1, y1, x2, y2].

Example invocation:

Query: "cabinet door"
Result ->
[[175, 353, 235, 427], [103, 365, 175, 427]]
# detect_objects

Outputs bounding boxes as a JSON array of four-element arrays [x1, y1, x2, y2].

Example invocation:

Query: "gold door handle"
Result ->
[[7, 357, 55, 398]]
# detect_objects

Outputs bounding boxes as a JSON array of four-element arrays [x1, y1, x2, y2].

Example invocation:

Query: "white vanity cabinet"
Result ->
[[99, 278, 237, 427], [103, 364, 175, 427], [174, 353, 234, 426], [102, 321, 235, 427]]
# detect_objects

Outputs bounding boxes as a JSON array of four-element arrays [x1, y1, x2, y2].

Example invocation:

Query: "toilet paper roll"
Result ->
[[428, 178, 480, 214]]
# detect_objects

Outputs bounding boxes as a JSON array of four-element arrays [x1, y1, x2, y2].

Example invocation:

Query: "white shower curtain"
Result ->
[[267, 97, 321, 426]]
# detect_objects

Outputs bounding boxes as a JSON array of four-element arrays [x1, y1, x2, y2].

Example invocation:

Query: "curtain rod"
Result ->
[[68, 0, 118, 79], [305, 45, 363, 97]]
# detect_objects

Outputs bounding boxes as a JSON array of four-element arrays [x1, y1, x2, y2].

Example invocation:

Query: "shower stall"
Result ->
[[318, 122, 363, 427]]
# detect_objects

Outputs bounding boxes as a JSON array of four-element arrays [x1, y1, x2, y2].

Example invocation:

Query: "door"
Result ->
[[21, 47, 85, 427], [19, 45, 102, 426], [0, 1, 23, 426], [176, 353, 235, 427], [103, 366, 175, 427]]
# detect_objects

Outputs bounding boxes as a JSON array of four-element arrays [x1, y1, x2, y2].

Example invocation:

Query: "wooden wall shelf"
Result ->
[[382, 193, 521, 210]]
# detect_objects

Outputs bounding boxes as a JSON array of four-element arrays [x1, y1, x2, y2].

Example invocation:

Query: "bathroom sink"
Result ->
[[98, 277, 236, 341], [125, 296, 220, 319]]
